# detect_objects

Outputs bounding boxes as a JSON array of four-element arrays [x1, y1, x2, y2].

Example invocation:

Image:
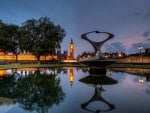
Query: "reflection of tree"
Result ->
[[0, 75, 17, 98], [0, 70, 65, 113]]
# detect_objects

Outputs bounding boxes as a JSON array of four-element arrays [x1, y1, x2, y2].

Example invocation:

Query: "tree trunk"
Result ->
[[37, 56, 40, 64], [45, 55, 46, 62], [15, 53, 18, 62]]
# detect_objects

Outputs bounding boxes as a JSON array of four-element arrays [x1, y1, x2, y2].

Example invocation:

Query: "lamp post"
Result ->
[[138, 45, 143, 54], [138, 45, 143, 63], [138, 45, 145, 84]]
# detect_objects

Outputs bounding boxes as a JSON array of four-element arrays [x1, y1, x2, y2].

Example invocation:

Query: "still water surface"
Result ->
[[0, 67, 150, 113]]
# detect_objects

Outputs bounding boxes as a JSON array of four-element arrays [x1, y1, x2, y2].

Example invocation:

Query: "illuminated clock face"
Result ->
[[70, 45, 73, 49]]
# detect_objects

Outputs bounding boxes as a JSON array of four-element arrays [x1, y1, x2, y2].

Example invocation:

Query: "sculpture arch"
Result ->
[[81, 31, 114, 59]]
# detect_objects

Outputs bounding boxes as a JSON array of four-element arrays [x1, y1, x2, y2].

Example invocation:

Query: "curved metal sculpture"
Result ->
[[81, 31, 114, 59]]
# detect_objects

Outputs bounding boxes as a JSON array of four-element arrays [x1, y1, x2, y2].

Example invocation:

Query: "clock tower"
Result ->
[[69, 39, 74, 60]]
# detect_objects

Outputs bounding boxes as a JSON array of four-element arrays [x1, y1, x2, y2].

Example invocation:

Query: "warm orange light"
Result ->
[[0, 53, 57, 61], [105, 55, 108, 58], [70, 75, 74, 81], [118, 53, 122, 57], [0, 70, 7, 77], [139, 78, 144, 84], [70, 45, 73, 49], [69, 68, 74, 86]]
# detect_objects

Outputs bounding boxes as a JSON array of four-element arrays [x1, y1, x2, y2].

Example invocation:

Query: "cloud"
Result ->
[[133, 12, 150, 19], [143, 30, 150, 38], [105, 42, 125, 52], [133, 12, 142, 16], [142, 30, 150, 41], [143, 14, 150, 19]]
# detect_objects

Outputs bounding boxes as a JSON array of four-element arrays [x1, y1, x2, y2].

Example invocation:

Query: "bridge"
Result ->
[[79, 31, 116, 66]]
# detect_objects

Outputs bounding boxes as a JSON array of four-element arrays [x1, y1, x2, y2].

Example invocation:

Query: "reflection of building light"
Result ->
[[69, 68, 74, 86], [105, 55, 108, 58], [0, 70, 8, 77]]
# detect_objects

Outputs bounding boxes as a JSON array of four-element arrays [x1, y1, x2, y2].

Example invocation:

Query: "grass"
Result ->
[[0, 63, 86, 70], [1, 62, 150, 70]]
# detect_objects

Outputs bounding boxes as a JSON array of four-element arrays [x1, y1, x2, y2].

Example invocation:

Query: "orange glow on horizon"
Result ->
[[0, 53, 57, 61]]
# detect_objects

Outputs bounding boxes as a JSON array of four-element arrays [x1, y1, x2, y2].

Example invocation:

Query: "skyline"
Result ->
[[0, 0, 150, 57]]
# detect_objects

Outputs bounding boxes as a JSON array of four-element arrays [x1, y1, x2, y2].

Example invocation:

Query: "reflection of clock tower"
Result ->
[[69, 68, 74, 86], [70, 39, 74, 60]]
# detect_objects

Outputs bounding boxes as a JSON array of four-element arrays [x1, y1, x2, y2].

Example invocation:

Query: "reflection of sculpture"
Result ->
[[79, 68, 117, 113], [81, 31, 114, 58], [81, 85, 115, 113]]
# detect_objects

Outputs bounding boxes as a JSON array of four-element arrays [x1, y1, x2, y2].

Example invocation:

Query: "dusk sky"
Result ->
[[0, 0, 150, 57]]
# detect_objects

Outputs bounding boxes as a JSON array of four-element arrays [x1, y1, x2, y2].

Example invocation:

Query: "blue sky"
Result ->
[[0, 0, 150, 57]]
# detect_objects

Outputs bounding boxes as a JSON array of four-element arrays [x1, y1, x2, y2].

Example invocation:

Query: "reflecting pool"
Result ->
[[0, 67, 150, 113]]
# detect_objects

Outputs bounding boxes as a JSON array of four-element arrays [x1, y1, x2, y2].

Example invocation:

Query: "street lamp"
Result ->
[[138, 45, 143, 54], [138, 45, 143, 63]]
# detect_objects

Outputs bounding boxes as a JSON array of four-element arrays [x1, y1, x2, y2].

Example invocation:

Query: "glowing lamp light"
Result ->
[[138, 46, 143, 50], [105, 55, 108, 58], [70, 45, 73, 49], [118, 53, 122, 57], [69, 68, 74, 86], [70, 75, 74, 82], [139, 78, 144, 84]]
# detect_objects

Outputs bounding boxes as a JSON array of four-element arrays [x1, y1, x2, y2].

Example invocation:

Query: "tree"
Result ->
[[0, 20, 7, 53], [20, 17, 66, 61], [5, 24, 20, 61], [0, 21, 20, 61]]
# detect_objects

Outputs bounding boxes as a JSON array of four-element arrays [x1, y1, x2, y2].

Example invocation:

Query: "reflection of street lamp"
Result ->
[[139, 77, 145, 84], [95, 51, 99, 56]]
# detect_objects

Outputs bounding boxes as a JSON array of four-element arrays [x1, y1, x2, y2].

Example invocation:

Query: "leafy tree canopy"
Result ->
[[0, 17, 66, 61], [0, 20, 20, 61], [20, 17, 66, 60]]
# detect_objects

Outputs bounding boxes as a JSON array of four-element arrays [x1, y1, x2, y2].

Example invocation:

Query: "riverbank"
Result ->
[[107, 63, 150, 69], [0, 63, 86, 70], [1, 62, 150, 70]]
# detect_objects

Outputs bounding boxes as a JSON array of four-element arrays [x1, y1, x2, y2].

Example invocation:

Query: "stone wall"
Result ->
[[117, 55, 150, 63]]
